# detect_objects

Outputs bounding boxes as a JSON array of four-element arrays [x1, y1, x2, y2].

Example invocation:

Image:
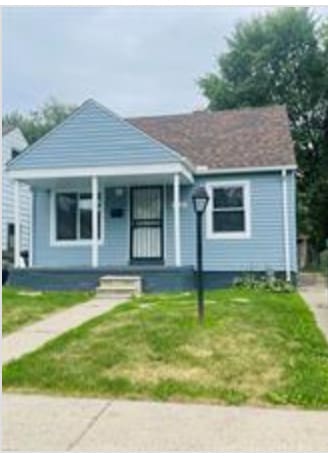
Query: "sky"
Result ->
[[3, 6, 328, 117]]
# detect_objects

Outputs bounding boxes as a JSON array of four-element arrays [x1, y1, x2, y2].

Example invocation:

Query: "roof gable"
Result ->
[[8, 99, 182, 171]]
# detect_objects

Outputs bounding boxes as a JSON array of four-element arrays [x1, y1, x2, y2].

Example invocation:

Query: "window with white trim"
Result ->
[[55, 192, 102, 242], [207, 182, 250, 239]]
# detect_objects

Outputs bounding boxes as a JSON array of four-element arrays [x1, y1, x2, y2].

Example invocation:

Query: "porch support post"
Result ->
[[14, 180, 21, 268], [91, 175, 99, 268], [173, 173, 181, 267]]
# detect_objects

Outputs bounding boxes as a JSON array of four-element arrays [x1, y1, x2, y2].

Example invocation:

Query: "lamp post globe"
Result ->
[[192, 186, 209, 215]]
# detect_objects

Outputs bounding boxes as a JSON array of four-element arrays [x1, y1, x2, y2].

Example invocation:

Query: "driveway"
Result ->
[[3, 393, 328, 452], [300, 277, 328, 340]]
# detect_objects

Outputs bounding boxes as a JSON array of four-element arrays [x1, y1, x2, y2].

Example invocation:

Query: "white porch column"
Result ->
[[173, 173, 181, 267], [91, 175, 99, 268], [14, 180, 21, 268], [282, 169, 291, 282]]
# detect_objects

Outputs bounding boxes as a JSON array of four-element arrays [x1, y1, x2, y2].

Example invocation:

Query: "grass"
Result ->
[[3, 288, 328, 409], [2, 287, 93, 334]]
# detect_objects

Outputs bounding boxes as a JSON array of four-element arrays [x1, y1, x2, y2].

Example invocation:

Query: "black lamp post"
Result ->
[[192, 186, 209, 323]]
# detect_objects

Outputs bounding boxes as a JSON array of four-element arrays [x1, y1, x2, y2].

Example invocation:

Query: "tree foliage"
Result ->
[[199, 7, 328, 250], [3, 98, 76, 145]]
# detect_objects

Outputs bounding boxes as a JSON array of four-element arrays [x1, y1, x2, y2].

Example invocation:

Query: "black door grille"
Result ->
[[130, 187, 164, 262]]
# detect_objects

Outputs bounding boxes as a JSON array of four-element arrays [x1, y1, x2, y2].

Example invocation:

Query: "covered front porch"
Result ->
[[11, 162, 194, 270]]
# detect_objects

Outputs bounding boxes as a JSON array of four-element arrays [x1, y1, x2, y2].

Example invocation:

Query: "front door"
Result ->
[[130, 186, 164, 263]]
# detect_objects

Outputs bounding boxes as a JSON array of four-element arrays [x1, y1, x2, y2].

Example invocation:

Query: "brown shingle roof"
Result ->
[[128, 105, 295, 170]]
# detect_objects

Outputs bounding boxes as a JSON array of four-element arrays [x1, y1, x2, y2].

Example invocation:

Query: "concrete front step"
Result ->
[[98, 285, 137, 292], [96, 290, 133, 300], [96, 275, 142, 299], [100, 275, 141, 281], [97, 286, 136, 296], [100, 275, 141, 288]]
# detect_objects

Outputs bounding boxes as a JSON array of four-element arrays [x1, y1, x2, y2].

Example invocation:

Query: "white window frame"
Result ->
[[206, 180, 251, 240], [50, 189, 105, 247]]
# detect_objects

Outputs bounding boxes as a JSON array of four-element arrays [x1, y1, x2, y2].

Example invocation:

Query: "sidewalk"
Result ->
[[2, 297, 124, 364], [300, 278, 328, 340], [3, 393, 328, 452]]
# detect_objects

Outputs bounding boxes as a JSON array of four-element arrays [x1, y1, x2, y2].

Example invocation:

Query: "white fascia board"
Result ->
[[8, 162, 296, 182], [180, 166, 194, 183], [8, 162, 194, 182], [196, 165, 297, 175]]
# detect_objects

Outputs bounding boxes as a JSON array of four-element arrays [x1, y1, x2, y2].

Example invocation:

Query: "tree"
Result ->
[[199, 7, 328, 252], [3, 98, 76, 145]]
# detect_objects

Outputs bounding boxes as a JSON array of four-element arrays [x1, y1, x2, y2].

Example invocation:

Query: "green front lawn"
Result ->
[[2, 287, 93, 334], [3, 289, 328, 409]]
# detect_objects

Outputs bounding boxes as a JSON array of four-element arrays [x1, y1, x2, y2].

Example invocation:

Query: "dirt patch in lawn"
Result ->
[[105, 363, 213, 384]]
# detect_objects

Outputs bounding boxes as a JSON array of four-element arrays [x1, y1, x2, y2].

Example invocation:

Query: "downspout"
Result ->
[[29, 192, 33, 267], [91, 175, 99, 268], [282, 169, 291, 282], [173, 173, 181, 267]]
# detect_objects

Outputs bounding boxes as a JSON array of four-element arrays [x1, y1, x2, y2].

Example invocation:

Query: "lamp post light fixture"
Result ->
[[192, 186, 209, 323]]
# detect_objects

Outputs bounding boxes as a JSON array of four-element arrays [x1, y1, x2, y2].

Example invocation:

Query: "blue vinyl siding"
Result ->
[[32, 171, 297, 273], [9, 100, 181, 170], [174, 172, 297, 272], [196, 171, 297, 272], [99, 188, 129, 266], [33, 189, 91, 267], [34, 187, 129, 267], [166, 173, 297, 272]]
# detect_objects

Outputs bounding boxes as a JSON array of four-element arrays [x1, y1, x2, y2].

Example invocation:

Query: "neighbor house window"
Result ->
[[7, 223, 15, 251], [55, 192, 102, 242], [206, 181, 251, 239]]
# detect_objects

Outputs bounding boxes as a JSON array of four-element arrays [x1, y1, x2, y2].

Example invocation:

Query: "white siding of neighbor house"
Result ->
[[2, 128, 30, 252]]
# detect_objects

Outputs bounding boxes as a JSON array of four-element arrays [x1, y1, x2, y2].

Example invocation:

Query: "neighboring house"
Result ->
[[2, 126, 30, 265], [7, 99, 297, 291]]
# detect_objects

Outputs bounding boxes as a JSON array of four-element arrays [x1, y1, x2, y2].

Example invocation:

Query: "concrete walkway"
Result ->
[[3, 393, 328, 452], [300, 279, 328, 340], [2, 297, 124, 364]]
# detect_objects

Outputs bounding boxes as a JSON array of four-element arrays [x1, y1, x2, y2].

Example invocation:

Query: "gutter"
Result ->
[[195, 164, 297, 176]]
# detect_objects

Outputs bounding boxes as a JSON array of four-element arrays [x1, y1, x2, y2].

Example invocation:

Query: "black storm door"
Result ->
[[130, 187, 164, 262]]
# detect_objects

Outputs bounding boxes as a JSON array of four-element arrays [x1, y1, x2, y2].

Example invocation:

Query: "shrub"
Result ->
[[233, 272, 294, 293]]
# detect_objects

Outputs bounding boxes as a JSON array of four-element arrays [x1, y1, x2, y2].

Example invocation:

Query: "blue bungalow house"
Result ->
[[7, 99, 297, 292]]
